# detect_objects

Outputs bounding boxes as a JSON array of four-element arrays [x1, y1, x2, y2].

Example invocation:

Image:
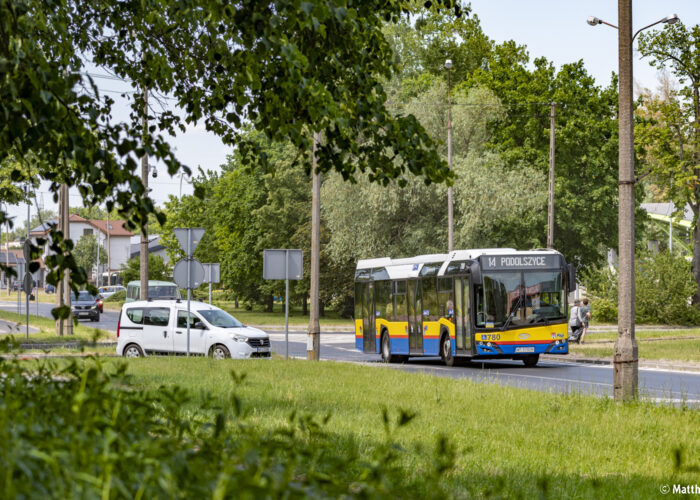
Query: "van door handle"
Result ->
[[175, 331, 183, 334], [163, 331, 168, 337]]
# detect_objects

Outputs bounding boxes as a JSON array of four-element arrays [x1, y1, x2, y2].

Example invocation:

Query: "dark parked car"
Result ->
[[45, 283, 56, 294], [70, 291, 100, 322]]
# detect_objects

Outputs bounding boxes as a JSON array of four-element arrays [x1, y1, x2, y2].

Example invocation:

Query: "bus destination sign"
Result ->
[[480, 254, 559, 271]]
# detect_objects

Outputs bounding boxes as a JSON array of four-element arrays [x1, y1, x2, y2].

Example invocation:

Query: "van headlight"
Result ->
[[231, 334, 247, 343]]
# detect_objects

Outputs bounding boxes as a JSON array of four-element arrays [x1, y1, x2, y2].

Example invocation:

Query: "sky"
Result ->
[[5, 0, 700, 234]]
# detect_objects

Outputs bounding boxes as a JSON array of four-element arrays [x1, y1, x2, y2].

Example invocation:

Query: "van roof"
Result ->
[[123, 299, 221, 311]]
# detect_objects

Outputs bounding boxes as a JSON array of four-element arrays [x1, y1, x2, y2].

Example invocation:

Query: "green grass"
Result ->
[[0, 309, 114, 345], [88, 357, 699, 498], [571, 339, 700, 363]]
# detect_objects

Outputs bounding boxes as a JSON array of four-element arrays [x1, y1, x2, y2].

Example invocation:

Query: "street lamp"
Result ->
[[445, 58, 454, 252], [587, 6, 679, 401]]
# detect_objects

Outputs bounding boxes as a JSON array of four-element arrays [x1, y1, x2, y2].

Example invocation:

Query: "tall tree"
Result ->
[[637, 22, 700, 303], [73, 234, 107, 279], [469, 43, 625, 269]]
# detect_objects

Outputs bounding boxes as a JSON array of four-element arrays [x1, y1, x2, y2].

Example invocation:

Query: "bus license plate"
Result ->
[[515, 347, 535, 353]]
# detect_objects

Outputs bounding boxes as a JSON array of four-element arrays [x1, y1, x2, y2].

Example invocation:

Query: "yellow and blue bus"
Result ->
[[354, 249, 575, 367]]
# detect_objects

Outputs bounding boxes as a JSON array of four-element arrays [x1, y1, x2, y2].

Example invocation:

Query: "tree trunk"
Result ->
[[302, 292, 308, 316], [266, 294, 273, 313], [693, 204, 700, 305], [319, 300, 325, 317], [234, 297, 239, 308]]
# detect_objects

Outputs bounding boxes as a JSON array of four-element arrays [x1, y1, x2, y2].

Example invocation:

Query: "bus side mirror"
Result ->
[[567, 263, 577, 292]]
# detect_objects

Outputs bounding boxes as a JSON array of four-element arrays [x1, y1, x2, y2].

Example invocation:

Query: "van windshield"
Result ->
[[148, 285, 179, 299], [198, 309, 243, 328]]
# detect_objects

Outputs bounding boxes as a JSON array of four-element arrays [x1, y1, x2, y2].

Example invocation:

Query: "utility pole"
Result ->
[[614, 0, 638, 401], [446, 59, 454, 252], [307, 132, 321, 361], [56, 184, 72, 335], [107, 211, 111, 285], [140, 86, 149, 301], [547, 103, 556, 249]]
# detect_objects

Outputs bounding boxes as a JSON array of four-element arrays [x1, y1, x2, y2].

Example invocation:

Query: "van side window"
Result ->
[[126, 308, 144, 324], [144, 308, 170, 327], [177, 311, 202, 329]]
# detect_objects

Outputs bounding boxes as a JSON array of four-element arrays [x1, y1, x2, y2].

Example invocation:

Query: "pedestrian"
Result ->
[[568, 299, 583, 342], [580, 298, 591, 344]]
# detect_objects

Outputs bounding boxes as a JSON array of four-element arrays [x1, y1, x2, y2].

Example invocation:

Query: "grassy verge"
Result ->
[[0, 309, 114, 344], [570, 339, 700, 363], [86, 357, 700, 498]]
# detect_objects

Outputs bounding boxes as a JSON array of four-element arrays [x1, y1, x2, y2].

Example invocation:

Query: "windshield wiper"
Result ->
[[502, 295, 523, 330]]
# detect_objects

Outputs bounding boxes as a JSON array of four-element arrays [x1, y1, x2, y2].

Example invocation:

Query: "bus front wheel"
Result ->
[[522, 354, 539, 367], [441, 334, 455, 367]]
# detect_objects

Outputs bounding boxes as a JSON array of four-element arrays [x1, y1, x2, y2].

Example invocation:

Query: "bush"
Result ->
[[0, 345, 455, 498], [104, 290, 125, 302], [582, 251, 700, 325], [591, 297, 617, 323]]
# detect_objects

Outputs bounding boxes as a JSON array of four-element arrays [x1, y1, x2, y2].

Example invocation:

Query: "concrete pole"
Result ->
[[5, 206, 10, 297], [307, 132, 321, 361], [547, 103, 556, 249], [140, 86, 149, 301], [62, 184, 73, 335], [56, 187, 64, 336], [447, 65, 454, 252], [107, 211, 111, 285], [614, 0, 638, 401]]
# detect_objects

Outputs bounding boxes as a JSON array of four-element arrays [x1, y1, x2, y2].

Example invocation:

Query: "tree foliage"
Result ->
[[637, 22, 700, 304], [2, 0, 461, 310], [119, 254, 170, 284], [72, 234, 106, 278]]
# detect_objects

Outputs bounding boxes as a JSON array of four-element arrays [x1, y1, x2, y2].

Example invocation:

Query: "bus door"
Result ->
[[362, 282, 376, 353], [454, 276, 473, 354], [407, 279, 423, 354]]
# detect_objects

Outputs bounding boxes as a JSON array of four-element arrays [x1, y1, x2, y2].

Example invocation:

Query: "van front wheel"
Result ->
[[210, 344, 231, 360]]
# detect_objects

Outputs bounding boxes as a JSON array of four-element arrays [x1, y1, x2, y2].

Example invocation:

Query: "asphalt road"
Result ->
[[0, 299, 120, 333], [268, 332, 700, 406], [5, 299, 700, 405]]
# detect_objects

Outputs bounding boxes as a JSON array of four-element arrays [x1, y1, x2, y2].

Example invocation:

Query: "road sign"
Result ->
[[22, 273, 33, 295], [203, 263, 220, 283], [23, 239, 31, 262], [173, 258, 205, 289], [173, 228, 205, 257], [263, 249, 303, 280], [263, 249, 303, 360]]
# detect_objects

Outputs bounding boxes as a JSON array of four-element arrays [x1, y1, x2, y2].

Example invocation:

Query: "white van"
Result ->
[[116, 300, 271, 359]]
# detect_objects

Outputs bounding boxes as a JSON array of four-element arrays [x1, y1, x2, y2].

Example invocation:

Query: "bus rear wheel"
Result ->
[[441, 334, 455, 367], [522, 354, 539, 367], [381, 333, 399, 363]]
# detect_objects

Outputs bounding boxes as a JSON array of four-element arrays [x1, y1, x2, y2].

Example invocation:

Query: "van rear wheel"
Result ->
[[210, 344, 231, 360], [123, 344, 144, 358]]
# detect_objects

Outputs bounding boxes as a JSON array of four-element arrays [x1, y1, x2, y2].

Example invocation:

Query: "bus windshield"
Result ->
[[477, 270, 566, 328]]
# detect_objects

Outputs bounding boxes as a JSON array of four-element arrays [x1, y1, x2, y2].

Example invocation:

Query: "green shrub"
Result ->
[[104, 290, 125, 302], [0, 345, 455, 498], [582, 251, 700, 325], [592, 297, 617, 323]]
